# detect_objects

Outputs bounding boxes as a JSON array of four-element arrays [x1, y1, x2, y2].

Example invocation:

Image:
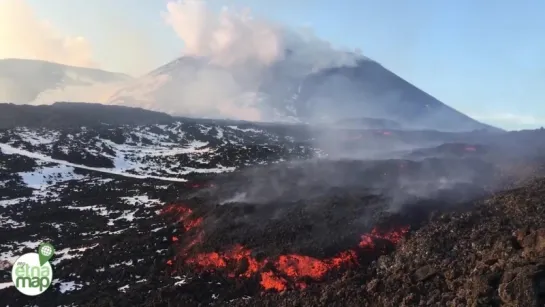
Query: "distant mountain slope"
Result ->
[[0, 59, 132, 104], [296, 60, 496, 132], [107, 55, 498, 132]]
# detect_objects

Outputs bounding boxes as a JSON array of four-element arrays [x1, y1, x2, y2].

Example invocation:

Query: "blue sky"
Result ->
[[24, 0, 545, 130]]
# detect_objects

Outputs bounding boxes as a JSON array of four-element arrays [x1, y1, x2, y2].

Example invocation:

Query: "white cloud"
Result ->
[[163, 0, 283, 67], [162, 0, 361, 69], [0, 0, 97, 68]]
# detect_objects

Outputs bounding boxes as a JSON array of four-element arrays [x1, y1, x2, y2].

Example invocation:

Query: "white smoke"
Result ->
[[163, 0, 362, 70], [130, 0, 364, 121], [164, 1, 282, 67]]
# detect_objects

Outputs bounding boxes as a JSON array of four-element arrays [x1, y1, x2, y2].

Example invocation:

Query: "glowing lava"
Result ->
[[162, 202, 410, 292], [184, 245, 358, 291], [359, 226, 410, 249], [183, 217, 203, 231], [260, 271, 288, 291], [161, 204, 203, 232]]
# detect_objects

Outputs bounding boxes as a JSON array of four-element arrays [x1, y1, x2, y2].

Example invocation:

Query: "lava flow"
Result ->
[[161, 204, 203, 232], [162, 203, 410, 292], [359, 226, 410, 249]]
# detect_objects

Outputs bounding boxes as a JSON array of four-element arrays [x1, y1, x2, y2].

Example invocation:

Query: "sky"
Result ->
[[1, 0, 544, 130]]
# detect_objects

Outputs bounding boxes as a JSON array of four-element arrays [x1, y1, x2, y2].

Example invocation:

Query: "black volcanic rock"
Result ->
[[2, 108, 545, 307], [227, 178, 545, 307], [0, 102, 174, 129]]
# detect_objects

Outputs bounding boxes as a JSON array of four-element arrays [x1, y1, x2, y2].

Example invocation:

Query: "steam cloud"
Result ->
[[164, 1, 282, 67], [112, 0, 363, 120], [163, 0, 362, 69], [0, 0, 97, 68], [1, 0, 362, 73]]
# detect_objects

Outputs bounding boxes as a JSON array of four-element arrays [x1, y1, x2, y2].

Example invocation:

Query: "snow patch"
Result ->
[[52, 244, 99, 265], [120, 195, 163, 208], [227, 126, 263, 134], [53, 280, 84, 293], [19, 165, 85, 188], [0, 282, 13, 289], [0, 241, 41, 264], [0, 143, 189, 182]]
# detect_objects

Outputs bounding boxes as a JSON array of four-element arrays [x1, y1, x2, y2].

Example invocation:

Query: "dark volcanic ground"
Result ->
[[1, 108, 545, 306]]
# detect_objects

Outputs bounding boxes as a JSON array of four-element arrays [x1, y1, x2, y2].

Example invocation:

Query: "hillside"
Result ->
[[0, 102, 172, 129], [0, 102, 544, 306], [0, 59, 131, 105]]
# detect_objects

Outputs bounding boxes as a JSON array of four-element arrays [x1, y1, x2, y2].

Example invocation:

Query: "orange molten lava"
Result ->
[[185, 246, 358, 291], [161, 204, 203, 232], [359, 226, 410, 248], [184, 217, 203, 231], [260, 271, 287, 291], [277, 254, 328, 279], [187, 252, 227, 268], [161, 204, 191, 216], [185, 244, 262, 277], [162, 203, 410, 291]]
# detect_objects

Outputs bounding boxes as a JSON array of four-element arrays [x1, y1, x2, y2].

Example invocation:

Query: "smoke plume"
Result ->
[[116, 0, 363, 120], [164, 1, 282, 67], [163, 0, 361, 69]]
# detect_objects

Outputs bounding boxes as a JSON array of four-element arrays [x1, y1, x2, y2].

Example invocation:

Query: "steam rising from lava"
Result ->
[[213, 155, 496, 211], [158, 133, 545, 294]]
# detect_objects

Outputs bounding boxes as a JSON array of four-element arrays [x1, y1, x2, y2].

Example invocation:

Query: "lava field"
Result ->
[[2, 114, 545, 306]]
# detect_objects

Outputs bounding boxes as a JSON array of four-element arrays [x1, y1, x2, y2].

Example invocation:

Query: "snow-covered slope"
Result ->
[[0, 115, 323, 291], [0, 115, 324, 295], [107, 55, 497, 132], [0, 58, 132, 105], [0, 121, 321, 182]]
